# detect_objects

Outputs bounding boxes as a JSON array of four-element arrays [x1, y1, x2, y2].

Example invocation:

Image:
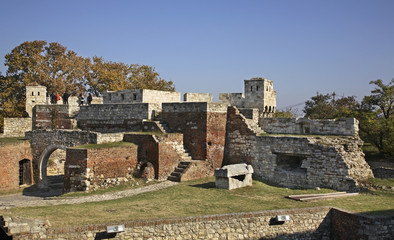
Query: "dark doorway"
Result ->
[[19, 159, 32, 185]]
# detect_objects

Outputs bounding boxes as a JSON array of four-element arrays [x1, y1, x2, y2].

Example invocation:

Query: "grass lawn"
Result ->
[[0, 177, 393, 227]]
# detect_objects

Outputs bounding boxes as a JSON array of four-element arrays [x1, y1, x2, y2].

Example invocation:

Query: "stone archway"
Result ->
[[38, 144, 67, 189]]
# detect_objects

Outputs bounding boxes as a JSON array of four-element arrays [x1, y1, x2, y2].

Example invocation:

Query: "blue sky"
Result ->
[[1, 0, 393, 113]]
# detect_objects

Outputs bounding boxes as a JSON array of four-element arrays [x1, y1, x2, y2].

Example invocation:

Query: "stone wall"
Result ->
[[103, 89, 180, 104], [3, 207, 333, 239], [224, 107, 373, 191], [33, 105, 79, 130], [2, 118, 32, 137], [331, 208, 394, 239], [219, 93, 244, 107], [0, 140, 32, 190], [63, 145, 138, 192], [77, 103, 161, 132], [184, 92, 213, 102], [260, 117, 359, 136]]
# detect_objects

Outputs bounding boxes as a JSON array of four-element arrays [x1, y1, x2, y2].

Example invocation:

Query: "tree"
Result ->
[[358, 79, 393, 155], [273, 108, 298, 118], [0, 41, 175, 131]]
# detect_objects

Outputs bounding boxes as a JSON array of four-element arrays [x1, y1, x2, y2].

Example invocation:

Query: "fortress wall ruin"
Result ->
[[218, 93, 245, 107], [77, 103, 161, 132], [224, 107, 373, 191], [63, 145, 138, 192], [161, 103, 227, 167], [183, 92, 213, 102], [2, 118, 32, 137], [33, 105, 79, 130], [0, 140, 32, 190], [260, 117, 359, 136]]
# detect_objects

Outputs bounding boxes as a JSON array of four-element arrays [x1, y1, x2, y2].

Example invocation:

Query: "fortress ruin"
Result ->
[[0, 78, 373, 192]]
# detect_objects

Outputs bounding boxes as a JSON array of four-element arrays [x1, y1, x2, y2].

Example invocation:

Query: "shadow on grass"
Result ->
[[189, 182, 216, 189], [359, 209, 394, 216]]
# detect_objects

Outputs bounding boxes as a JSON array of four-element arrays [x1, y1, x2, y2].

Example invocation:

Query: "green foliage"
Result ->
[[273, 107, 297, 118]]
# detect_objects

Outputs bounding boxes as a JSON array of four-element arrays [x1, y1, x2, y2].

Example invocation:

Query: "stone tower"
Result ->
[[26, 82, 47, 118], [244, 77, 276, 117]]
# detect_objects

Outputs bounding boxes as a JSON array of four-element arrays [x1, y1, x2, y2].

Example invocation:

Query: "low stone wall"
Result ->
[[0, 140, 32, 190], [260, 117, 359, 136], [184, 92, 213, 102], [2, 118, 32, 137], [3, 207, 333, 239]]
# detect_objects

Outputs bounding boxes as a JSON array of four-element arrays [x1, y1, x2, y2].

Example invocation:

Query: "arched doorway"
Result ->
[[38, 145, 67, 190]]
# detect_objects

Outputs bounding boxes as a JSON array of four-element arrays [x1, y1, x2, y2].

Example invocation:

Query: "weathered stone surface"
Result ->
[[215, 163, 253, 190]]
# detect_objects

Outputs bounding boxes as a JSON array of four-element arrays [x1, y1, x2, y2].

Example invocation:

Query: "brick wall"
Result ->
[[0, 140, 32, 190], [64, 145, 138, 192], [33, 105, 78, 130], [124, 133, 184, 180], [2, 118, 32, 137]]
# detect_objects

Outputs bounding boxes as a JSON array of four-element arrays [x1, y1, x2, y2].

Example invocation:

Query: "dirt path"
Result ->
[[0, 181, 179, 209]]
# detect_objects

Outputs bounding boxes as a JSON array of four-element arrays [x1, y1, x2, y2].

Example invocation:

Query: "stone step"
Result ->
[[167, 175, 180, 182]]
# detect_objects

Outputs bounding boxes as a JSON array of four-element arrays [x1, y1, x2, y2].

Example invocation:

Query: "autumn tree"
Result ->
[[0, 41, 175, 131]]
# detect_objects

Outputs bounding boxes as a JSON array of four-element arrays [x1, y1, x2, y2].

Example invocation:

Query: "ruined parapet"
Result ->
[[184, 92, 213, 102], [260, 117, 359, 136], [214, 163, 254, 190], [33, 104, 78, 130], [219, 93, 245, 107]]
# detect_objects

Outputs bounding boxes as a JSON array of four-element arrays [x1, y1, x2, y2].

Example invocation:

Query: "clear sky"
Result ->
[[1, 0, 393, 113]]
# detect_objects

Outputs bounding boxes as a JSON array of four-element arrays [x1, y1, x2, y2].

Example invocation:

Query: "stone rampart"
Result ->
[[260, 117, 359, 136], [219, 93, 244, 107], [224, 107, 373, 191], [183, 92, 213, 102], [0, 140, 32, 190], [162, 102, 227, 113], [77, 103, 161, 132], [64, 145, 138, 192], [2, 118, 32, 137]]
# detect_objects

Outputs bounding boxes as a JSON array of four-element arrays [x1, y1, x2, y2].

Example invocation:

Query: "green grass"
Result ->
[[1, 177, 393, 227], [259, 133, 345, 138], [0, 137, 28, 146], [75, 141, 135, 149], [366, 178, 394, 187]]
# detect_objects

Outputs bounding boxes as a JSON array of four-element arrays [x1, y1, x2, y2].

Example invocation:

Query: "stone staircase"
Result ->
[[167, 161, 192, 182], [167, 143, 194, 182], [244, 118, 264, 135], [154, 120, 172, 133]]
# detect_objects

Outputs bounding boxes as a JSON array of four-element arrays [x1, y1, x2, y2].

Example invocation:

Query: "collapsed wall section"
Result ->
[[224, 106, 373, 191]]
